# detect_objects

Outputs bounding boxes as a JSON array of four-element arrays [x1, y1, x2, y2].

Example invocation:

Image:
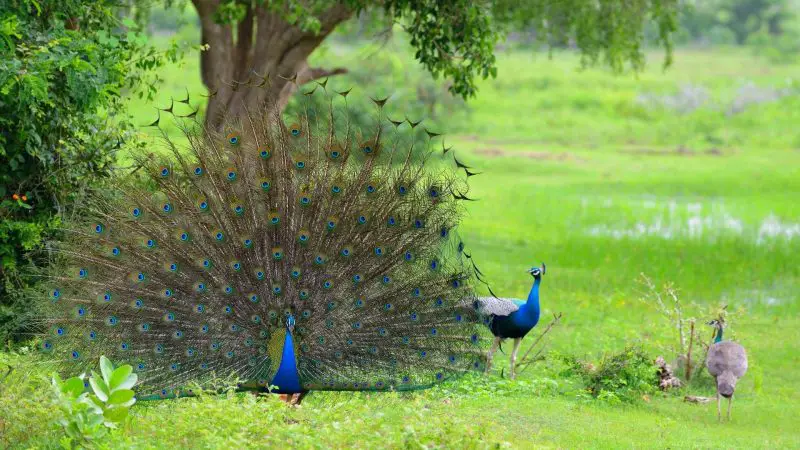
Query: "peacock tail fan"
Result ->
[[35, 79, 490, 399]]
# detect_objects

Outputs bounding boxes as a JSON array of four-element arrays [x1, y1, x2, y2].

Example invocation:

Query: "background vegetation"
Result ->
[[2, 0, 799, 447]]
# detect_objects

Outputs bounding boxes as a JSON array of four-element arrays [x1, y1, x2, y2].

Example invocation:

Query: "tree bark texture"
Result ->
[[191, 1, 354, 130]]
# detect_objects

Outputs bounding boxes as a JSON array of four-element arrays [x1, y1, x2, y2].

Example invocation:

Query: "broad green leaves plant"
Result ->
[[50, 356, 137, 445]]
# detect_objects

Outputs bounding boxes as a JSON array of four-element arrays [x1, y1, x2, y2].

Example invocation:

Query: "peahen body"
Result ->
[[38, 82, 488, 402], [706, 319, 748, 421], [475, 264, 545, 379]]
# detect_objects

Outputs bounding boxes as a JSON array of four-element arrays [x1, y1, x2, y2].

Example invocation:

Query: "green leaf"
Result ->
[[89, 371, 110, 402], [108, 365, 135, 391], [87, 394, 104, 409], [99, 355, 114, 382], [61, 376, 85, 398], [103, 405, 129, 423], [107, 389, 135, 406]]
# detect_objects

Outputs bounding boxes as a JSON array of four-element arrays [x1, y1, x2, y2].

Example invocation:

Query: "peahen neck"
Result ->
[[714, 327, 723, 343], [522, 277, 541, 324]]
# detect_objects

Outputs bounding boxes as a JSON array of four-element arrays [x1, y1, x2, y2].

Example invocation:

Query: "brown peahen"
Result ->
[[706, 319, 748, 421], [37, 79, 489, 403]]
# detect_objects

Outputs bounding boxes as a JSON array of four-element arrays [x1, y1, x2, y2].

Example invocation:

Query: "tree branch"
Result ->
[[202, 2, 354, 128], [303, 66, 349, 82], [235, 4, 254, 76], [192, 0, 232, 89], [277, 64, 349, 110], [515, 312, 563, 374]]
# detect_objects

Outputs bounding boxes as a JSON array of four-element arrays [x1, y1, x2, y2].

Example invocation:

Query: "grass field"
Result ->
[[2, 41, 800, 448]]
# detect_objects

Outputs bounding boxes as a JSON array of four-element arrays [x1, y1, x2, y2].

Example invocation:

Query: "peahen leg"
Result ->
[[485, 336, 501, 373], [727, 395, 733, 420], [716, 392, 721, 422], [510, 338, 522, 380]]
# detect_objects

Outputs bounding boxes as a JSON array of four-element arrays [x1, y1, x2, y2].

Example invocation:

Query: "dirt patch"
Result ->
[[461, 135, 554, 146], [474, 147, 586, 162], [620, 146, 730, 157]]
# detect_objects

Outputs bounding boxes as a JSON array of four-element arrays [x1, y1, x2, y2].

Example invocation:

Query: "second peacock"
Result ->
[[38, 84, 489, 400]]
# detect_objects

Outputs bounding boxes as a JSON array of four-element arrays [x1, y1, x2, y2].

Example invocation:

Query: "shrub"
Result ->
[[51, 356, 138, 446], [562, 346, 658, 403], [0, 1, 192, 342]]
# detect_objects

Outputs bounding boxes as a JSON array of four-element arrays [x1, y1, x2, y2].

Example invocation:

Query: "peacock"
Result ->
[[706, 319, 748, 421], [36, 79, 489, 404], [474, 264, 545, 379]]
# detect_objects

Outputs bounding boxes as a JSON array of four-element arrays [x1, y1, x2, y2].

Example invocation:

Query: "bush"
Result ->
[[0, 1, 192, 342], [51, 355, 138, 446], [562, 346, 659, 404]]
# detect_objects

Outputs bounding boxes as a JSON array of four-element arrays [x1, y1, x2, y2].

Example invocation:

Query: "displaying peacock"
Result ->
[[475, 264, 545, 379], [37, 79, 489, 403]]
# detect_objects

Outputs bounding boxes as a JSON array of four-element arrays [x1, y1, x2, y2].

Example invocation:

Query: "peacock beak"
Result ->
[[541, 263, 546, 275]]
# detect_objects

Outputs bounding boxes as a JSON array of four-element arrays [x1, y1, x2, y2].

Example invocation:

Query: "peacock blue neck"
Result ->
[[519, 277, 541, 326], [270, 327, 303, 393], [714, 327, 723, 343]]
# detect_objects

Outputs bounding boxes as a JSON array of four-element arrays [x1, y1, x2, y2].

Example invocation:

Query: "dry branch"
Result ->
[[515, 312, 563, 374]]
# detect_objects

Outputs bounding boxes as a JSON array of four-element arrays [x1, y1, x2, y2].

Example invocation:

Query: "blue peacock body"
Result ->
[[475, 265, 545, 379], [476, 265, 544, 339], [39, 85, 488, 399]]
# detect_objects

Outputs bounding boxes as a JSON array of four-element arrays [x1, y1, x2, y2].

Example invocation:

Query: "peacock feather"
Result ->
[[36, 80, 489, 399]]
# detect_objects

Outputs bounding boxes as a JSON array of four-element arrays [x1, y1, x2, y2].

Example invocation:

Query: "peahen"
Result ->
[[475, 264, 545, 379], [37, 81, 489, 404], [706, 319, 748, 421]]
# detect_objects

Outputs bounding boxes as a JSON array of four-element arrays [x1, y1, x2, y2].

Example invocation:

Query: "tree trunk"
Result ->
[[191, 1, 354, 130]]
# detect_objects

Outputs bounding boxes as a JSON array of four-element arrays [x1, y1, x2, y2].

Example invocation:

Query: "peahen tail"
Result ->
[[37, 80, 488, 398]]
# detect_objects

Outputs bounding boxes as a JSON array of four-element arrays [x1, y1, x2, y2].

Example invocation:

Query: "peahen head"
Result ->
[[527, 263, 546, 280], [707, 319, 724, 343]]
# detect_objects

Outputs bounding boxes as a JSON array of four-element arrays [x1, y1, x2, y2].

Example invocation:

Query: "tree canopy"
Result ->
[[186, 0, 678, 128]]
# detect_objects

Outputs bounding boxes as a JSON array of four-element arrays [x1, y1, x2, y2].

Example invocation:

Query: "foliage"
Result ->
[[679, 0, 797, 45], [746, 18, 800, 63], [50, 356, 137, 446], [0, 0, 194, 341], [490, 0, 678, 72], [181, 0, 676, 111], [561, 346, 659, 404]]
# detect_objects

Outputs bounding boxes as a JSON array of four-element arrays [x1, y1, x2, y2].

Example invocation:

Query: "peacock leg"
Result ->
[[727, 395, 733, 420], [292, 391, 309, 406], [485, 336, 501, 373], [509, 338, 522, 380], [716, 392, 721, 422]]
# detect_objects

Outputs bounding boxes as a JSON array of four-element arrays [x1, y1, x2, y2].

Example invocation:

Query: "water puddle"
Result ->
[[581, 199, 799, 244]]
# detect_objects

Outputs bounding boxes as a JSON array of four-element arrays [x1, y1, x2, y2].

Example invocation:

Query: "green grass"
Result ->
[[3, 42, 800, 448]]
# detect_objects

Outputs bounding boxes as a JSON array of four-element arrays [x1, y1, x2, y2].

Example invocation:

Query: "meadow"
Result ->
[[2, 39, 800, 448]]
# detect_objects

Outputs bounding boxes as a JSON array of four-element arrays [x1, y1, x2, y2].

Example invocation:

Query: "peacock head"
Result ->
[[706, 319, 724, 330], [286, 314, 296, 332], [527, 263, 546, 280]]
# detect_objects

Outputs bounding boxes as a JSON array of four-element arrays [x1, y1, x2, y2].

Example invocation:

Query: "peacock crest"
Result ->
[[37, 79, 489, 398]]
